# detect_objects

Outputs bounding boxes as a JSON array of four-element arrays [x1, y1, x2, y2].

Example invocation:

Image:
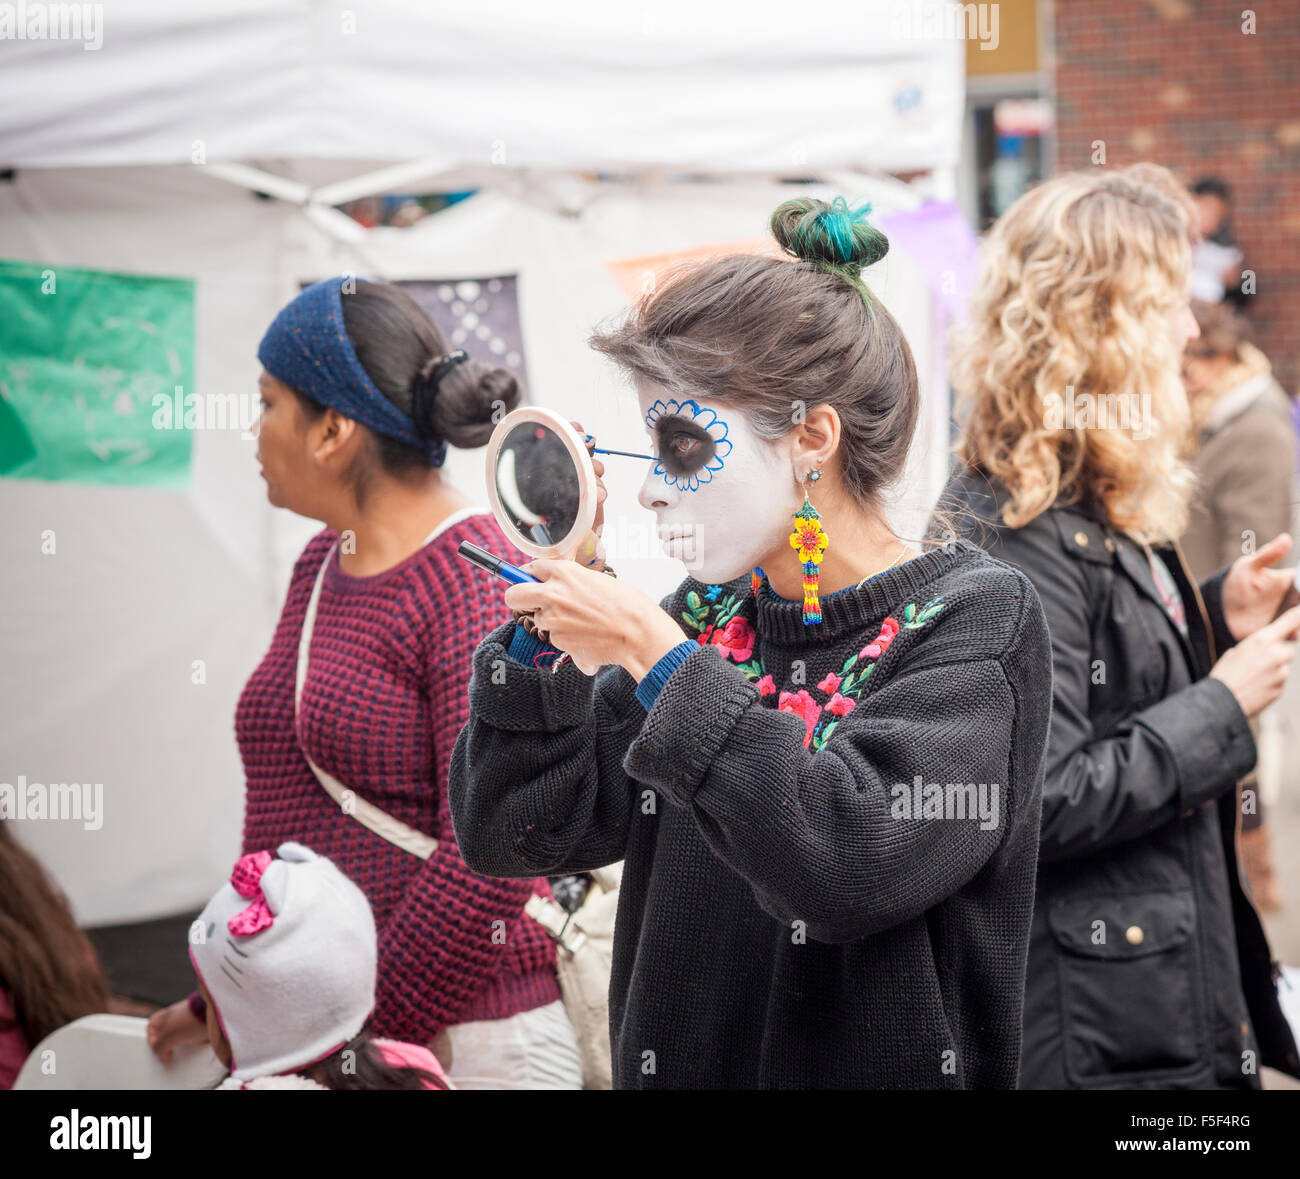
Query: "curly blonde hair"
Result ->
[[954, 164, 1197, 542]]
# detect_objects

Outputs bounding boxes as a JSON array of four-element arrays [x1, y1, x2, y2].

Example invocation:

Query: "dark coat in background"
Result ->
[[1182, 362, 1296, 583], [938, 464, 1299, 1089], [1181, 362, 1297, 826]]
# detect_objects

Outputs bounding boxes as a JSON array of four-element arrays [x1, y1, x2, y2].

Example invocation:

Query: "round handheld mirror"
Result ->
[[484, 408, 599, 560]]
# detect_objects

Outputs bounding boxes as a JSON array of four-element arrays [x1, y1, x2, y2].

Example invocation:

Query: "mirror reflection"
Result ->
[[494, 422, 581, 549]]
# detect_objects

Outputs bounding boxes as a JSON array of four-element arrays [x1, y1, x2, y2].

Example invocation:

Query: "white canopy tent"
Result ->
[[0, 2, 964, 927], [1, 0, 962, 174]]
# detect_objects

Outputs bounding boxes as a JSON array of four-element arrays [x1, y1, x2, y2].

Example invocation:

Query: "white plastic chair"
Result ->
[[13, 1014, 226, 1090]]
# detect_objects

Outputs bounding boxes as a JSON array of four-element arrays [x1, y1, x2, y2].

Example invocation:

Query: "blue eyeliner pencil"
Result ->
[[583, 434, 654, 461]]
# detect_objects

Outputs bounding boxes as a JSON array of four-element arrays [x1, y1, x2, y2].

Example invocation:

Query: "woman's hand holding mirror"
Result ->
[[571, 420, 608, 570]]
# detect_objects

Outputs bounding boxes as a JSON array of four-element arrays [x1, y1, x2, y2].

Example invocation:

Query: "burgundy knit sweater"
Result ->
[[234, 507, 559, 1043]]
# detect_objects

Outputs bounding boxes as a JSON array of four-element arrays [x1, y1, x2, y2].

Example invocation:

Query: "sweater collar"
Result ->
[[323, 507, 492, 595], [753, 541, 976, 646]]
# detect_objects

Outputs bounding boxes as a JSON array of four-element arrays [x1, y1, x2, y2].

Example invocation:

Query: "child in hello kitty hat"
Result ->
[[189, 841, 447, 1090]]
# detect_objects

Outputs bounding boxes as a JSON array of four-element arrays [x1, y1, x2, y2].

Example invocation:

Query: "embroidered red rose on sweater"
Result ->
[[700, 615, 755, 663], [824, 692, 856, 717], [777, 689, 822, 747], [859, 616, 900, 660]]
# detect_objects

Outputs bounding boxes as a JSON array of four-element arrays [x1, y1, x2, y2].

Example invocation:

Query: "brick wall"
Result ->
[[1053, 0, 1300, 392]]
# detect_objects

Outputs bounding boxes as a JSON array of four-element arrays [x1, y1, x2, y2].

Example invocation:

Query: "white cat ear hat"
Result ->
[[190, 842, 377, 1083]]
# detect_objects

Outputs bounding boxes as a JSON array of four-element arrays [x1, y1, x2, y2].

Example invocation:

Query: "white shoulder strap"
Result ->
[[295, 538, 440, 860]]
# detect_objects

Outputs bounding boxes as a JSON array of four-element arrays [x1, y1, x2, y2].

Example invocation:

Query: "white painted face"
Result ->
[[635, 382, 795, 583]]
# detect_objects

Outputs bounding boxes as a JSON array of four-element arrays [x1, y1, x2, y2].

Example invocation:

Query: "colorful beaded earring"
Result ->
[[789, 464, 830, 625]]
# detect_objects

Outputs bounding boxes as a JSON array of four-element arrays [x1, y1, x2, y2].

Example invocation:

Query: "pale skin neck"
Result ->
[[322, 470, 474, 577], [758, 486, 915, 602]]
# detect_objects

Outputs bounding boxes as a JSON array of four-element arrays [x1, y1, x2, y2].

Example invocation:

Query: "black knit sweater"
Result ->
[[449, 540, 1052, 1088]]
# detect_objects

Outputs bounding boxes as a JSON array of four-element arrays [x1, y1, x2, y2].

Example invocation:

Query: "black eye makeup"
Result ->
[[653, 415, 717, 477], [643, 396, 734, 491]]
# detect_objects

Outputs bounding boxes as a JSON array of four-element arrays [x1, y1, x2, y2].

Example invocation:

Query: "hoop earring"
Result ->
[[789, 465, 829, 625]]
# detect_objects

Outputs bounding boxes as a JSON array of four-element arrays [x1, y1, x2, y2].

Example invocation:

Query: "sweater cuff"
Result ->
[[1199, 568, 1238, 655], [470, 620, 596, 732], [635, 641, 697, 710], [506, 622, 559, 666], [1139, 675, 1256, 811], [623, 643, 757, 806], [187, 990, 207, 1022]]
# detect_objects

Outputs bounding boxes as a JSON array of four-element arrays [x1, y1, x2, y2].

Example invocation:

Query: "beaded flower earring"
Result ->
[[789, 463, 830, 625]]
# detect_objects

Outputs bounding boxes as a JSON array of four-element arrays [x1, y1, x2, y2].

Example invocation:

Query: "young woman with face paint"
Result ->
[[450, 197, 1053, 1089], [147, 279, 583, 1090]]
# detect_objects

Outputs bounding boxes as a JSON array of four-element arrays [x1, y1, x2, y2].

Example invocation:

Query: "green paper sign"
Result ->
[[0, 260, 195, 486]]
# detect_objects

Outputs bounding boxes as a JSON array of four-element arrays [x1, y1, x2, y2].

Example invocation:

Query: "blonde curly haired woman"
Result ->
[[939, 164, 1300, 1089]]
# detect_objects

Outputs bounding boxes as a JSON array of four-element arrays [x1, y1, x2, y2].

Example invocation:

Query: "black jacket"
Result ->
[[940, 465, 1299, 1089]]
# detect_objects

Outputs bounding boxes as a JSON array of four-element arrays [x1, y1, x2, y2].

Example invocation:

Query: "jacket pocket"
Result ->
[[1049, 889, 1205, 1085]]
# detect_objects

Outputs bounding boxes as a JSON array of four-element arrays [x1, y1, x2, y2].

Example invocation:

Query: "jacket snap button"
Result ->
[[1074, 531, 1088, 547], [1104, 538, 1115, 552], [1125, 925, 1144, 945]]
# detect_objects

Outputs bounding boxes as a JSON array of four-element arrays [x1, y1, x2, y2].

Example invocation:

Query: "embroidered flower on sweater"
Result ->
[[707, 616, 756, 662], [778, 688, 822, 744], [684, 585, 946, 753], [682, 588, 759, 663], [825, 692, 856, 717]]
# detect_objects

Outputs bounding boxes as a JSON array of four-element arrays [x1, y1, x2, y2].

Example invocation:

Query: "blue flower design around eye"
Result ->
[[645, 398, 733, 492]]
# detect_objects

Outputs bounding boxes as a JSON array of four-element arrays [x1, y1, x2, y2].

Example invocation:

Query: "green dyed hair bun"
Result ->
[[770, 195, 890, 273]]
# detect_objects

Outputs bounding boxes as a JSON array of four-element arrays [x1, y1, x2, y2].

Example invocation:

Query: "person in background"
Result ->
[[1190, 177, 1246, 307], [149, 277, 581, 1089], [1182, 299, 1298, 913], [0, 823, 110, 1088], [940, 163, 1300, 1089], [191, 841, 448, 1090]]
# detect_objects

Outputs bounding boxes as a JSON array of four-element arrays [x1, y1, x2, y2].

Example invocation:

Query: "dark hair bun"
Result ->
[[770, 195, 890, 270], [422, 358, 522, 450]]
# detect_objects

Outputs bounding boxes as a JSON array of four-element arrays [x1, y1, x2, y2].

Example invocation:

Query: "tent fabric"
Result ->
[[0, 165, 944, 926], [0, 0, 963, 173], [0, 1, 964, 929], [0, 165, 298, 926]]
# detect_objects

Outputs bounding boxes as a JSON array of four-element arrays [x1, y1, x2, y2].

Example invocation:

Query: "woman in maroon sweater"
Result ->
[[149, 278, 579, 1088]]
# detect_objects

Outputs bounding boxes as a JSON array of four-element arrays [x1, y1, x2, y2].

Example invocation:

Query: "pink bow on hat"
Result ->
[[229, 849, 276, 936]]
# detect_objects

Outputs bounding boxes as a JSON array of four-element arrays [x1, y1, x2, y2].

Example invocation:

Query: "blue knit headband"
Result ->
[[257, 277, 449, 467]]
